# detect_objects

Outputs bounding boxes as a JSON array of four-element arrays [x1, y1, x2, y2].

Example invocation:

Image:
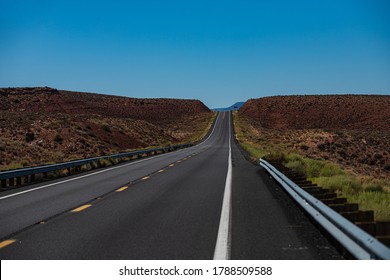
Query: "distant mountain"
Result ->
[[213, 102, 245, 111]]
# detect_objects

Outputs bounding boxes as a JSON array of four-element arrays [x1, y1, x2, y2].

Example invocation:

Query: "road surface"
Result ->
[[0, 111, 341, 259]]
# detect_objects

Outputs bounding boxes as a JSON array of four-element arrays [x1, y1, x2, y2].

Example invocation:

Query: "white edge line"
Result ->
[[197, 111, 220, 147], [213, 111, 232, 260], [0, 153, 170, 200], [0, 112, 222, 201]]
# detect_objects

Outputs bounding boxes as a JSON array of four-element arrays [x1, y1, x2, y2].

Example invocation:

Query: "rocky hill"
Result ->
[[0, 87, 213, 170], [237, 95, 390, 179], [239, 95, 390, 130], [0, 87, 209, 122]]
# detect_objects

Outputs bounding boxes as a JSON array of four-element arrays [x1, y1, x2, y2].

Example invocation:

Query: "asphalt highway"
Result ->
[[0, 111, 341, 259]]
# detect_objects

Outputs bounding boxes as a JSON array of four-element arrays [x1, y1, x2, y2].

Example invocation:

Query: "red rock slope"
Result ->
[[238, 95, 390, 179], [0, 87, 212, 169], [239, 95, 390, 130]]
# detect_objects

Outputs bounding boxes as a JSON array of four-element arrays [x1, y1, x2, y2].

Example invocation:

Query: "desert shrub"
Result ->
[[25, 132, 35, 142], [317, 143, 327, 151], [0, 163, 23, 171], [89, 161, 98, 169], [361, 178, 386, 192], [285, 160, 305, 176], [98, 159, 109, 167], [363, 183, 384, 192], [284, 155, 344, 178], [162, 141, 173, 147], [348, 191, 390, 220], [285, 153, 302, 162], [87, 131, 96, 138], [112, 141, 119, 147], [304, 159, 325, 177], [300, 144, 309, 150], [101, 124, 112, 133], [53, 134, 63, 143], [97, 158, 117, 167], [319, 162, 344, 177], [312, 175, 361, 194], [265, 151, 287, 162]]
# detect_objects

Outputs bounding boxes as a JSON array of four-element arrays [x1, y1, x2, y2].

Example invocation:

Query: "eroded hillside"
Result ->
[[0, 87, 213, 169], [237, 95, 390, 179]]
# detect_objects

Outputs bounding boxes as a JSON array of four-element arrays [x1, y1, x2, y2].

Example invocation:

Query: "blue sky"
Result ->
[[1, 0, 389, 108]]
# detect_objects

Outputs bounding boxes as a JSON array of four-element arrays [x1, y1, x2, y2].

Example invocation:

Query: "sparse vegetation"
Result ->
[[188, 111, 218, 143], [101, 124, 112, 133], [25, 132, 35, 142], [0, 87, 214, 171], [0, 163, 23, 171], [53, 134, 63, 143], [233, 111, 390, 220]]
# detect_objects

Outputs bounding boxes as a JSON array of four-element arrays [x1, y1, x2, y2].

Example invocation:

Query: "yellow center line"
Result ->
[[116, 186, 128, 192], [169, 164, 174, 167], [0, 239, 16, 249], [142, 176, 150, 180], [71, 204, 92, 213], [158, 169, 164, 173]]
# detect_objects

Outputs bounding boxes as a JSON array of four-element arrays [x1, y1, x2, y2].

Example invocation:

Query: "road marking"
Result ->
[[214, 111, 232, 260], [0, 239, 16, 249], [169, 164, 175, 167], [0, 150, 182, 201], [71, 204, 92, 213], [141, 176, 150, 180], [197, 112, 221, 147], [158, 169, 164, 173], [0, 112, 221, 201], [177, 160, 182, 163], [116, 186, 128, 192]]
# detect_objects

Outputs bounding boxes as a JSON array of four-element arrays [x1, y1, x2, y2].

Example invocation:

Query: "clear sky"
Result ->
[[1, 0, 389, 108]]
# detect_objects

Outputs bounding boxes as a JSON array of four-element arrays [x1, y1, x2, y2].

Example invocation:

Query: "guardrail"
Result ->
[[0, 143, 192, 189], [260, 158, 390, 260]]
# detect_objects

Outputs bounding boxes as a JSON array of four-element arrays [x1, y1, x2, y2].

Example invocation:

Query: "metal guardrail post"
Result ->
[[260, 158, 390, 260]]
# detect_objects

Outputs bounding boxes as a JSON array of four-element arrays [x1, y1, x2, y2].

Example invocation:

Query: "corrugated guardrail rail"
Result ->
[[260, 158, 390, 260], [0, 143, 192, 190]]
